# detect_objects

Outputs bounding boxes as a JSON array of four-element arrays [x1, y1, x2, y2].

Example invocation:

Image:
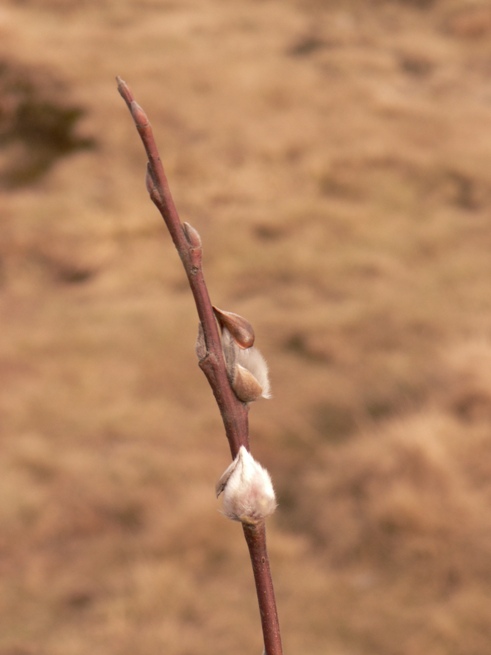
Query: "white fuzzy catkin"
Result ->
[[216, 446, 277, 524]]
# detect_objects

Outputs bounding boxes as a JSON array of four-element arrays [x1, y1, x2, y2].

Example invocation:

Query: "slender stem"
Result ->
[[116, 77, 282, 655], [243, 522, 283, 655]]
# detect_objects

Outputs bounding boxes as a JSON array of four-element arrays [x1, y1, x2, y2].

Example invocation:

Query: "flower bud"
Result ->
[[216, 446, 277, 524]]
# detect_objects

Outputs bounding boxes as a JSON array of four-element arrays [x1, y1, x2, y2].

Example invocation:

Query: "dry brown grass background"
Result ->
[[2, 1, 491, 653]]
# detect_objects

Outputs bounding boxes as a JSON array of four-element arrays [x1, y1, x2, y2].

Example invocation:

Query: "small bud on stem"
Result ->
[[183, 222, 202, 249], [182, 221, 202, 269]]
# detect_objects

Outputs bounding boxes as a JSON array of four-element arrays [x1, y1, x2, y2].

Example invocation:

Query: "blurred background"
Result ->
[[2, 1, 491, 653]]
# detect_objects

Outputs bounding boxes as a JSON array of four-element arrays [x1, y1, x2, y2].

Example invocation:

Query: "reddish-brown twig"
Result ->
[[116, 77, 283, 655]]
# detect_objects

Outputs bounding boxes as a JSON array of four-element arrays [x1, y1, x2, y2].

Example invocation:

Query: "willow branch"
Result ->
[[116, 77, 283, 655], [116, 76, 248, 457]]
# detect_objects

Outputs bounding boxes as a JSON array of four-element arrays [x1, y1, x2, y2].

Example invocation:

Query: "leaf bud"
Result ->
[[182, 222, 202, 249]]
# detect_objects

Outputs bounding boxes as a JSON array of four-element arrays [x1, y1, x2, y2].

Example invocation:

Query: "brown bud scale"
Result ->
[[213, 307, 255, 349]]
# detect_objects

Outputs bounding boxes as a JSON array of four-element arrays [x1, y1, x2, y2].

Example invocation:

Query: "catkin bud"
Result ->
[[220, 326, 271, 403], [235, 343, 271, 400], [216, 446, 277, 524]]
